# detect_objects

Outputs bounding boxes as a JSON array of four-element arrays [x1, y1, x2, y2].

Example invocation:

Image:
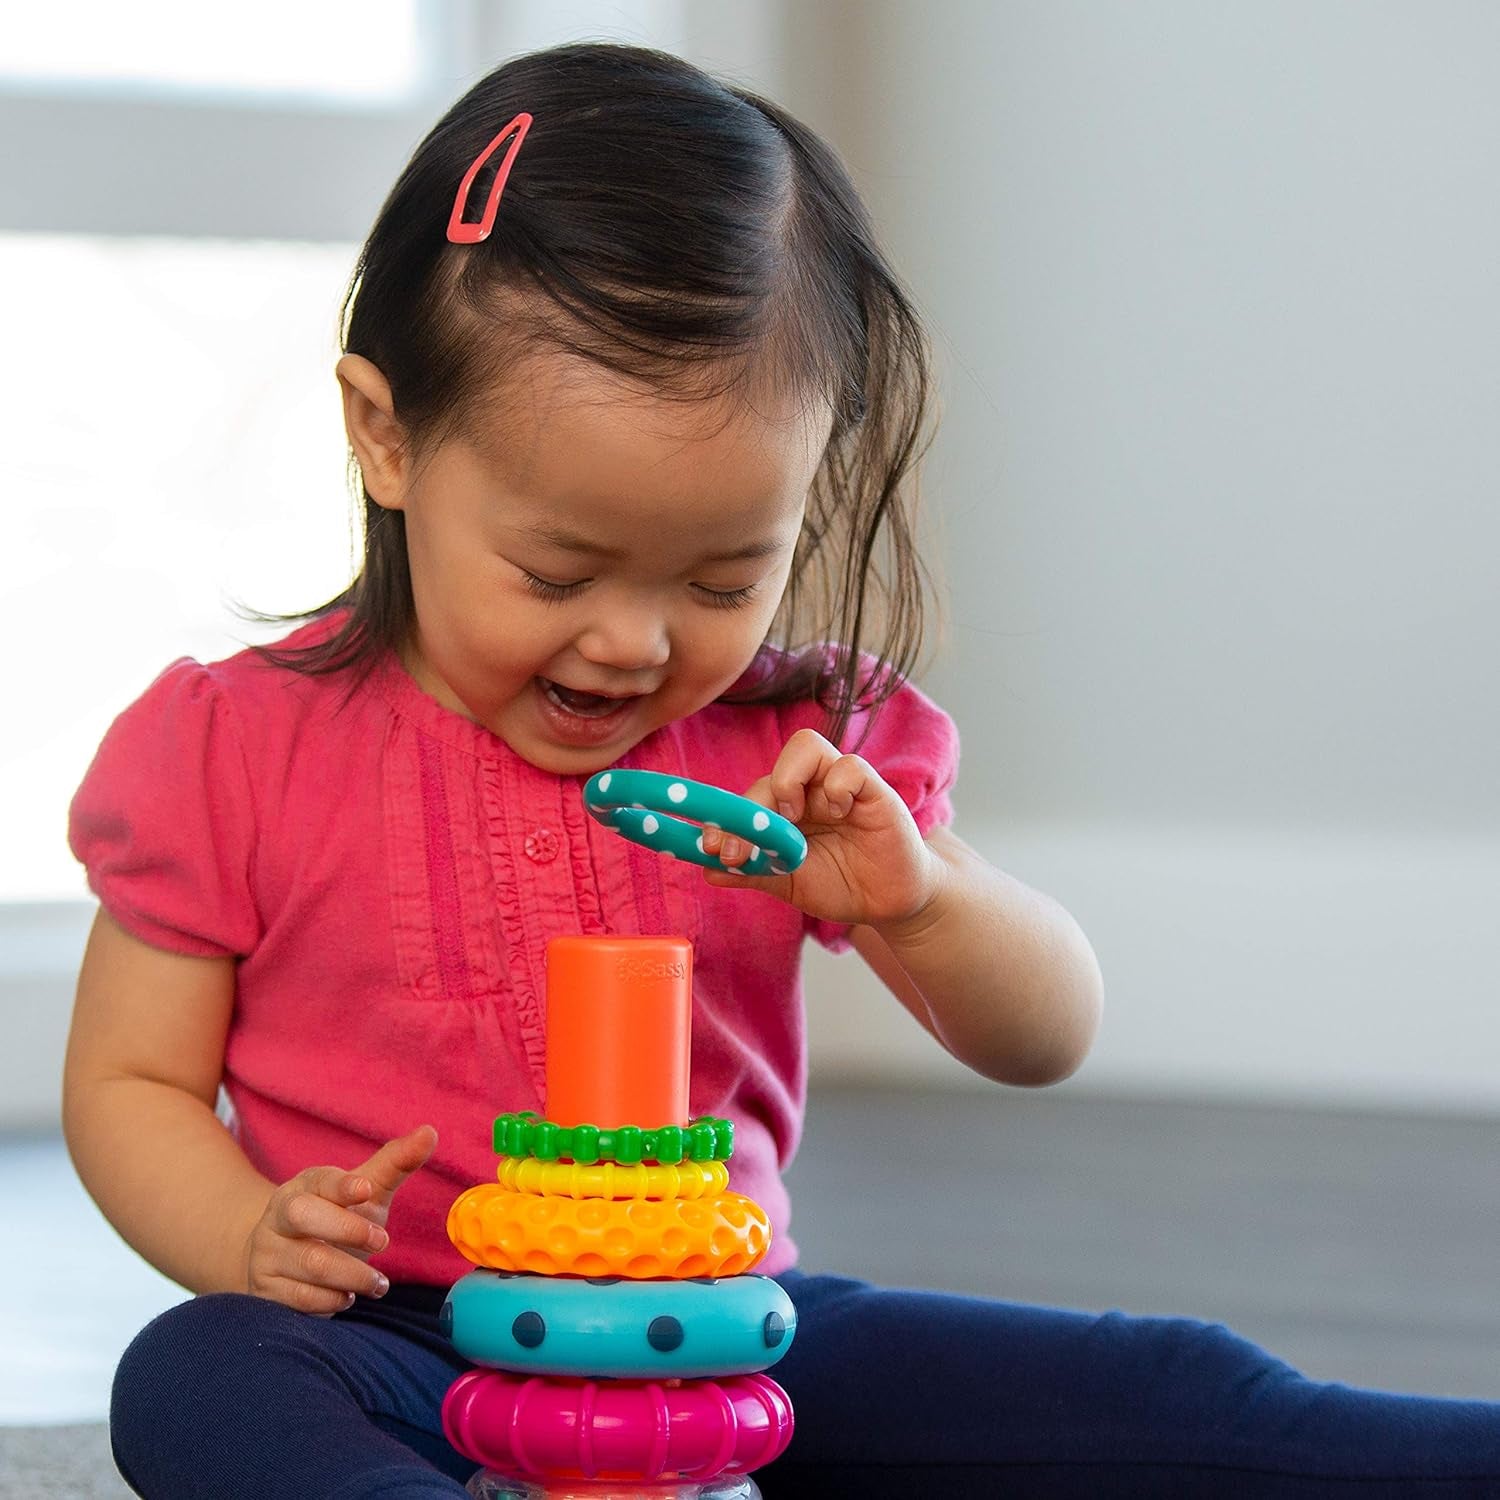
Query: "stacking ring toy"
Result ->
[[448, 1183, 772, 1278], [583, 769, 807, 877], [442, 1368, 794, 1483], [498, 1155, 730, 1201], [441, 1269, 796, 1379], [493, 1111, 734, 1165]]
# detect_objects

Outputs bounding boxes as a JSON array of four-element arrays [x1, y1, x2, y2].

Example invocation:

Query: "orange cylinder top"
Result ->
[[543, 935, 693, 1128]]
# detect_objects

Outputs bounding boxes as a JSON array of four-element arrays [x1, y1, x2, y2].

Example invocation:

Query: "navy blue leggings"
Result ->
[[111, 1272, 1500, 1499]]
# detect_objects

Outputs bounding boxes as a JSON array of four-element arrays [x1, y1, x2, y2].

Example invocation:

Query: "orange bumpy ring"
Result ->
[[447, 1183, 771, 1279], [496, 1156, 731, 1201]]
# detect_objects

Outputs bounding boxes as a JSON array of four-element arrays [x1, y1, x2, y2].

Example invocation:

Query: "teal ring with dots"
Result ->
[[440, 1268, 797, 1378], [583, 769, 807, 877]]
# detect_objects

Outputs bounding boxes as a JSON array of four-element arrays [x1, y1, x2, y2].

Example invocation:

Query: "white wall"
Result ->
[[4, 1, 1497, 1126], [774, 1, 1500, 1109]]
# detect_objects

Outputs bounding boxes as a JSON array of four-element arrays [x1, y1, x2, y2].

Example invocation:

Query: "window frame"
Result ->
[[0, 0, 483, 243]]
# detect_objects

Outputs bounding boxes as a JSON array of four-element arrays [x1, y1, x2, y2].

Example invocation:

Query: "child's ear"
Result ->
[[336, 354, 410, 509]]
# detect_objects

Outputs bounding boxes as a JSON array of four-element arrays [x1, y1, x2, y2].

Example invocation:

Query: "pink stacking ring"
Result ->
[[441, 1369, 794, 1482]]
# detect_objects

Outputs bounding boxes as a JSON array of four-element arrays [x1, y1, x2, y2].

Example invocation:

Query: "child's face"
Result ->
[[359, 354, 832, 776]]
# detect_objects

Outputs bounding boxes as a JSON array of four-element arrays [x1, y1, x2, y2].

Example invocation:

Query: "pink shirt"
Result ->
[[69, 614, 959, 1286]]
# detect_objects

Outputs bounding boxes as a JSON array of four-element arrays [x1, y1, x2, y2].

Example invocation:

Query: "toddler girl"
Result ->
[[64, 40, 1500, 1500]]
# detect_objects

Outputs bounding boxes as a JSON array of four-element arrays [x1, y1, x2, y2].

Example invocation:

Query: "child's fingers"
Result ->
[[293, 1164, 376, 1207], [699, 825, 756, 868], [804, 754, 879, 824], [272, 1184, 391, 1254], [259, 1277, 358, 1318], [352, 1125, 439, 1200], [246, 1213, 392, 1310], [259, 1239, 389, 1313], [768, 733, 889, 826], [283, 1237, 389, 1301], [766, 729, 841, 822]]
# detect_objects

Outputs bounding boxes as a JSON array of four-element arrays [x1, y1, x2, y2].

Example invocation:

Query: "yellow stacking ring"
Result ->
[[447, 1183, 771, 1279], [497, 1155, 731, 1201]]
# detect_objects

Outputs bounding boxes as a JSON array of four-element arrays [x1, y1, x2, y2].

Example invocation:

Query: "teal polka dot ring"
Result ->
[[583, 769, 808, 877]]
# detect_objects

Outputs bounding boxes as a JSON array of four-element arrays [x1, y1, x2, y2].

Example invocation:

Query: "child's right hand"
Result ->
[[243, 1124, 437, 1315]]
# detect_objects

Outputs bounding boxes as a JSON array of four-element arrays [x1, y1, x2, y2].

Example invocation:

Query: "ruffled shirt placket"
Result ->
[[478, 731, 704, 1103]]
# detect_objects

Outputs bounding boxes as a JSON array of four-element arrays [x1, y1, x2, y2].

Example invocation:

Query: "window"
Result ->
[[4, 233, 356, 900], [1, 0, 422, 105], [1, 1, 463, 901]]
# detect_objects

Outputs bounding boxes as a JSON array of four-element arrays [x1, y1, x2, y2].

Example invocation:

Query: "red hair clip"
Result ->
[[446, 112, 533, 244]]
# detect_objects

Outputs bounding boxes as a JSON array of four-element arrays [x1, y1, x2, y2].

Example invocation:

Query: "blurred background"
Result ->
[[2, 0, 1497, 1466]]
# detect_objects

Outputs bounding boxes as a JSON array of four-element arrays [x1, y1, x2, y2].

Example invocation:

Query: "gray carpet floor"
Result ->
[[3, 1084, 1497, 1497], [784, 1084, 1500, 1401], [0, 1424, 127, 1499]]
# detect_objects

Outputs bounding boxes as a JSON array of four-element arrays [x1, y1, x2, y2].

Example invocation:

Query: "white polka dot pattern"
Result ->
[[581, 769, 807, 878]]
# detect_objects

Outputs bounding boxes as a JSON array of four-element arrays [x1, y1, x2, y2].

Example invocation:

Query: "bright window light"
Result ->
[[3, 234, 360, 901], [1, 0, 422, 104]]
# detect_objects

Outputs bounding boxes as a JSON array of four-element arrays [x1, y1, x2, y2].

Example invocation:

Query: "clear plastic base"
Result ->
[[465, 1473, 762, 1500]]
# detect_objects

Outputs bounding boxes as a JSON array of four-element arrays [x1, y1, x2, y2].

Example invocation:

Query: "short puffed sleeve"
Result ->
[[778, 672, 961, 955], [68, 658, 261, 958]]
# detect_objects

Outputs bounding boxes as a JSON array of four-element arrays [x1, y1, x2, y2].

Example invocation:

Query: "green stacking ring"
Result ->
[[583, 769, 807, 877], [492, 1111, 735, 1165]]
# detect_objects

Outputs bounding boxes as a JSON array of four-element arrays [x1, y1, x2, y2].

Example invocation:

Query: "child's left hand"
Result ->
[[700, 728, 943, 931]]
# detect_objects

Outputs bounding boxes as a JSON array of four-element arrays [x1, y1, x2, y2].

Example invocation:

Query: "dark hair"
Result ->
[[261, 40, 938, 746]]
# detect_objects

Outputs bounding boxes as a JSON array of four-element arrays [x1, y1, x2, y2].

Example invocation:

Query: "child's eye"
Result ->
[[693, 584, 759, 610], [520, 570, 756, 610], [521, 570, 589, 602]]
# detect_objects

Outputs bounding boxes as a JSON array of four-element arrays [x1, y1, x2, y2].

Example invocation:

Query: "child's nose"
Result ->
[[576, 606, 670, 674]]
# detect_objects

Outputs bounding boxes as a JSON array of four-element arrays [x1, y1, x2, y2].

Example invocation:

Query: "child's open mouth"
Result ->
[[538, 677, 637, 720]]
